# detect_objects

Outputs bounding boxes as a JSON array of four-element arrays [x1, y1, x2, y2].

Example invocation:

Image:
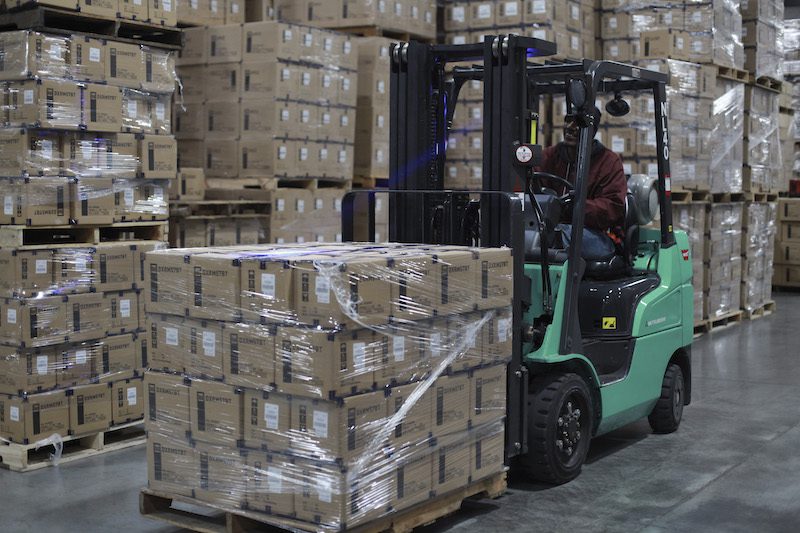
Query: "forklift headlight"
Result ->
[[628, 174, 658, 226]]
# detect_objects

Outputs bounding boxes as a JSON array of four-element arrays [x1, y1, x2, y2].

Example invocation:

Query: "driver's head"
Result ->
[[563, 106, 602, 147]]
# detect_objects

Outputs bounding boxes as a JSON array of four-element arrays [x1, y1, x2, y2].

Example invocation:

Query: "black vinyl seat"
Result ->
[[583, 192, 639, 280]]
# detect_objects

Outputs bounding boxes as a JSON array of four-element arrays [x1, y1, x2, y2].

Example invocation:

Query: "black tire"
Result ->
[[648, 363, 685, 434], [520, 373, 594, 485]]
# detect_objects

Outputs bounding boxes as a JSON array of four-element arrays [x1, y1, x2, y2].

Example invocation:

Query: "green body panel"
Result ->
[[523, 229, 694, 436]]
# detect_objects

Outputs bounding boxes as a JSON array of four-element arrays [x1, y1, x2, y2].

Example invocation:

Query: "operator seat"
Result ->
[[583, 192, 639, 280]]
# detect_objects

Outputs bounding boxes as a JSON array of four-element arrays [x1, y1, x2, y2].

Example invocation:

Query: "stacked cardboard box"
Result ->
[[5, 0, 177, 25], [176, 0, 245, 26], [274, 0, 436, 41], [773, 199, 800, 287], [672, 202, 708, 323], [444, 0, 597, 61], [707, 203, 744, 318], [354, 38, 392, 181], [741, 0, 784, 80], [175, 22, 357, 185], [144, 242, 512, 528], [0, 30, 176, 445], [741, 202, 776, 311]]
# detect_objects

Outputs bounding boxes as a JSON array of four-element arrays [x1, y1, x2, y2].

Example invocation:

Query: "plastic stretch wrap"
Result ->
[[672, 202, 707, 321], [144, 243, 512, 529], [175, 22, 356, 182], [785, 19, 800, 65], [741, 202, 776, 311], [744, 86, 781, 192], [274, 0, 436, 40], [707, 203, 743, 317], [710, 80, 745, 193]]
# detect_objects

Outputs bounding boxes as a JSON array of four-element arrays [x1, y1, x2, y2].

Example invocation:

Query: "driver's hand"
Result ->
[[560, 193, 575, 220]]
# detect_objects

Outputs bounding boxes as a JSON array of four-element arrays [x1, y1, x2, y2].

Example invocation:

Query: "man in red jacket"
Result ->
[[538, 107, 627, 260]]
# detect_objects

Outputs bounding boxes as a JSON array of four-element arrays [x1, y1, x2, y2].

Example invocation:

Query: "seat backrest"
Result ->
[[624, 192, 640, 264]]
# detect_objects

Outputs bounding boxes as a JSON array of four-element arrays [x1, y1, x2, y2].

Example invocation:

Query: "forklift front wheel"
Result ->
[[522, 373, 594, 485], [648, 363, 685, 434]]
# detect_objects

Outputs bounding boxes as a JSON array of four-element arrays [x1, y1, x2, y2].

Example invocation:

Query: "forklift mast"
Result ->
[[380, 36, 676, 459]]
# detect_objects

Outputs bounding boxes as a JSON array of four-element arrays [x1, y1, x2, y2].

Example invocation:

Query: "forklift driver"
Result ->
[[538, 107, 627, 261]]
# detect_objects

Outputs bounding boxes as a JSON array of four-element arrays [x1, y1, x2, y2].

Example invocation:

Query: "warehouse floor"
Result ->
[[2, 294, 800, 533]]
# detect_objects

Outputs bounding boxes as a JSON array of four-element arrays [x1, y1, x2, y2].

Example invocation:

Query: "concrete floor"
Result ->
[[2, 293, 800, 532]]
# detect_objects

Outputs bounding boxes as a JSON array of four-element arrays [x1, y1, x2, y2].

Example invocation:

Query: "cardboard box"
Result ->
[[243, 389, 290, 452], [294, 456, 389, 529], [6, 79, 82, 130], [190, 379, 244, 447], [184, 251, 241, 321], [71, 36, 106, 82], [375, 328, 428, 386], [205, 219, 239, 246], [0, 249, 51, 297], [147, 434, 197, 497], [53, 246, 94, 295], [94, 242, 136, 292], [142, 48, 177, 93], [178, 140, 205, 169], [150, 0, 178, 25], [474, 248, 513, 310], [605, 127, 637, 158], [70, 177, 115, 225], [181, 318, 225, 379], [470, 421, 505, 482], [177, 0, 207, 25], [145, 370, 191, 438], [97, 333, 139, 382], [289, 389, 387, 462], [66, 291, 108, 343], [170, 167, 205, 200], [0, 296, 67, 348], [241, 61, 297, 100], [433, 431, 470, 495], [0, 128, 62, 177], [0, 345, 58, 395], [205, 101, 240, 139], [239, 138, 295, 179], [139, 135, 177, 180], [292, 254, 392, 328], [470, 364, 507, 427], [224, 323, 276, 388], [208, 24, 242, 64], [244, 450, 295, 515], [227, 0, 245, 23], [387, 381, 432, 448], [781, 222, 800, 242], [84, 83, 122, 132], [205, 139, 239, 178], [432, 250, 478, 316], [240, 100, 305, 139], [174, 102, 204, 140], [105, 290, 140, 335], [107, 42, 145, 89], [238, 254, 294, 323], [641, 30, 692, 62], [276, 327, 376, 398], [111, 377, 144, 423], [242, 21, 301, 60], [120, 0, 149, 20], [432, 373, 469, 438], [205, 62, 241, 103], [145, 249, 191, 317], [0, 31, 71, 81], [79, 0, 117, 18], [0, 389, 70, 443], [481, 307, 513, 365], [102, 133, 139, 178], [385, 445, 429, 514], [195, 443, 246, 507], [68, 382, 112, 434], [147, 314, 187, 371]]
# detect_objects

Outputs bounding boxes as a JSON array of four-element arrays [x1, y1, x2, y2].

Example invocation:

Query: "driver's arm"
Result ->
[[585, 151, 626, 230]]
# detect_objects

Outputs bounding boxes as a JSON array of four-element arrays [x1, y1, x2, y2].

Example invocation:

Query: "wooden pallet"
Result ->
[[140, 471, 507, 533], [751, 75, 783, 93], [170, 200, 272, 218], [0, 221, 168, 247], [711, 192, 748, 203], [331, 25, 435, 43], [693, 319, 710, 338], [716, 65, 749, 84], [206, 178, 352, 192], [708, 310, 744, 331], [354, 176, 389, 189], [743, 300, 776, 320], [0, 419, 144, 472], [671, 190, 711, 204], [0, 6, 182, 48]]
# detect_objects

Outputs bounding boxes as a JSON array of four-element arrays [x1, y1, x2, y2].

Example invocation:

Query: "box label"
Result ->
[[315, 276, 330, 304], [36, 259, 48, 274], [3, 196, 13, 215], [264, 402, 279, 429], [120, 299, 131, 318], [353, 342, 366, 371], [127, 386, 137, 405], [312, 410, 328, 437], [10, 406, 19, 421], [24, 90, 34, 105], [76, 350, 87, 364], [165, 327, 179, 346], [393, 336, 405, 362], [7, 308, 17, 324], [260, 273, 276, 297], [37, 355, 49, 375], [202, 331, 216, 356]]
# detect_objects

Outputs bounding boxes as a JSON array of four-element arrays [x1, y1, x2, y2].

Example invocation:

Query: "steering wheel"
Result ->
[[531, 171, 574, 196]]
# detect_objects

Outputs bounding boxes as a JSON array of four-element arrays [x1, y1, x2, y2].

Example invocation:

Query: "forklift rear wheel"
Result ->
[[522, 373, 594, 485], [648, 363, 685, 434]]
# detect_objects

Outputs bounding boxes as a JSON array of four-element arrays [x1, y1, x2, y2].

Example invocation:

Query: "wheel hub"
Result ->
[[556, 400, 582, 457]]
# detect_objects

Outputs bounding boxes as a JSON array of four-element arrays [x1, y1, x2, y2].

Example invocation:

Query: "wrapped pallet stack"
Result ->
[[0, 29, 177, 454], [741, 202, 777, 315], [773, 199, 800, 288], [143, 242, 512, 529]]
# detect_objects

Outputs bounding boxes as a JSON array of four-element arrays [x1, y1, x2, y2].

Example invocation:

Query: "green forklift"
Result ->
[[343, 36, 693, 484]]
